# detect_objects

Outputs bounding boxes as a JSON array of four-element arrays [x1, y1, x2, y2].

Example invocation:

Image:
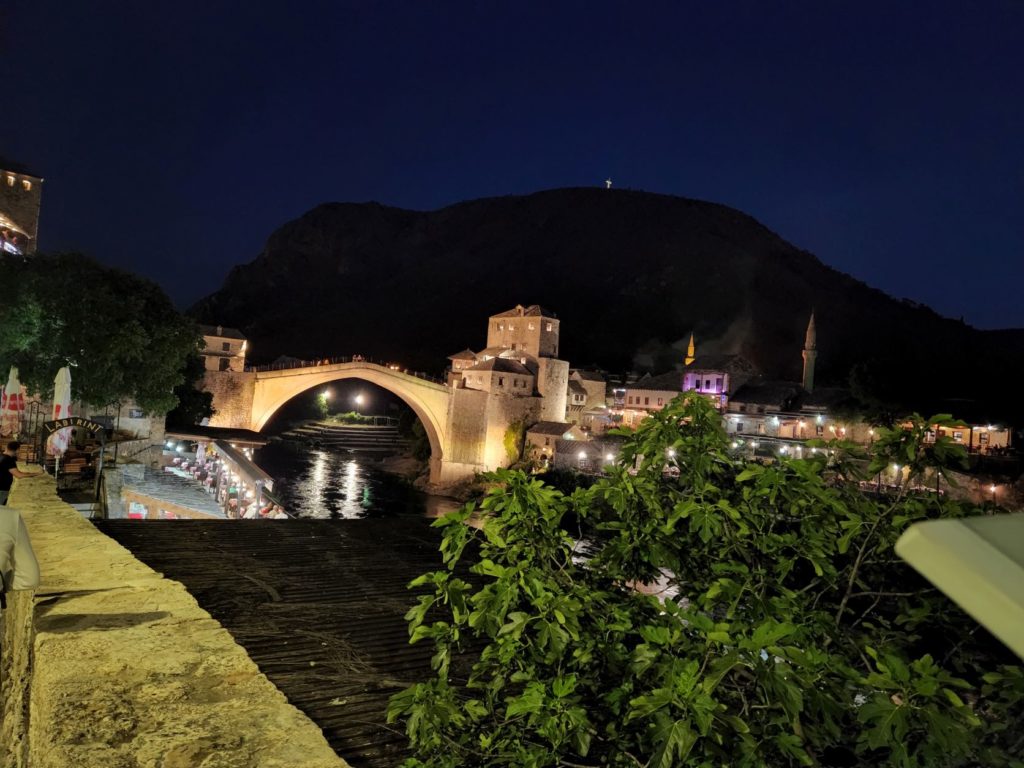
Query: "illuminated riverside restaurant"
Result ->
[[123, 426, 289, 520]]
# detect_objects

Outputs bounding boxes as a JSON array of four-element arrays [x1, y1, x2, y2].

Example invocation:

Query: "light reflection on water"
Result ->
[[253, 442, 460, 520]]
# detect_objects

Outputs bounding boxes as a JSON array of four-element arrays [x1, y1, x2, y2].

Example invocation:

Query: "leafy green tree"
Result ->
[[0, 253, 201, 413], [165, 353, 215, 427], [389, 394, 1023, 767]]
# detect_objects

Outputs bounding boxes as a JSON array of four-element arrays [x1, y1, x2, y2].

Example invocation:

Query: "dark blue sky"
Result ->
[[4, 2, 1022, 327]]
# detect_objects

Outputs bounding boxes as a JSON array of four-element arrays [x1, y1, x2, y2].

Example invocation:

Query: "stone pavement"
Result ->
[[0, 470, 349, 768]]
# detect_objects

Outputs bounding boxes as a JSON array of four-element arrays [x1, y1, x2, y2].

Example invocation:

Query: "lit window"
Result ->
[[5, 175, 13, 187], [546, 322, 553, 332], [528, 322, 535, 330], [509, 324, 515, 331], [21, 179, 31, 191]]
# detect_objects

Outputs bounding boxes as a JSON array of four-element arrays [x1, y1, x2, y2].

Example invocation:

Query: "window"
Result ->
[[816, 425, 824, 436], [953, 431, 964, 442], [528, 322, 535, 330], [706, 379, 712, 389], [578, 455, 590, 470], [5, 175, 13, 187], [657, 398, 663, 406], [736, 421, 744, 432], [644, 397, 650, 405], [498, 322, 504, 331], [221, 341, 231, 351], [21, 179, 31, 191], [508, 324, 515, 331], [546, 322, 553, 332], [128, 408, 145, 419], [219, 358, 231, 371], [498, 376, 504, 386]]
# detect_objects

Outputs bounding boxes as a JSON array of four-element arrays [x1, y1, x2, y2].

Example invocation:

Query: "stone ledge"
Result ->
[[2, 472, 349, 768]]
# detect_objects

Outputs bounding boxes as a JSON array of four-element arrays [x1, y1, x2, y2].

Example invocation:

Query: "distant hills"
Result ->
[[192, 188, 1024, 423]]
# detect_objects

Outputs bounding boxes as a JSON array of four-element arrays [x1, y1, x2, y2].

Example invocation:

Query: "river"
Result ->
[[253, 441, 460, 520]]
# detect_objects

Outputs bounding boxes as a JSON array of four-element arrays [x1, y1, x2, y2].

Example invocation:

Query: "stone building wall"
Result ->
[[202, 370, 256, 429], [0, 168, 42, 253], [536, 358, 569, 422]]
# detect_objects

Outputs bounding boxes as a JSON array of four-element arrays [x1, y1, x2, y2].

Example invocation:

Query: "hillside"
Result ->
[[193, 188, 1024, 422]]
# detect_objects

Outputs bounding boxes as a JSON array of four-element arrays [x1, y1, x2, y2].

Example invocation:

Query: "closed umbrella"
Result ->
[[47, 366, 73, 458], [0, 366, 25, 437]]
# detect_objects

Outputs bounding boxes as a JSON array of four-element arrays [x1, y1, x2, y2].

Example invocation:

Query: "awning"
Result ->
[[210, 440, 274, 492]]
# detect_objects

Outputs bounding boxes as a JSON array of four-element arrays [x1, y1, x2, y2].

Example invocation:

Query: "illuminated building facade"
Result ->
[[0, 158, 43, 256]]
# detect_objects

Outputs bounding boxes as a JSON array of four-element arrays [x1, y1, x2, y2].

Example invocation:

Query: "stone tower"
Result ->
[[801, 312, 817, 393]]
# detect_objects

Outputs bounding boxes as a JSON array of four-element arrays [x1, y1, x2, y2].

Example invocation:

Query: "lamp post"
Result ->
[[990, 484, 997, 504]]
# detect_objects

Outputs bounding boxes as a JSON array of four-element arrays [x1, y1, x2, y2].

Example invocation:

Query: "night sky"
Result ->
[[4, 2, 1022, 328]]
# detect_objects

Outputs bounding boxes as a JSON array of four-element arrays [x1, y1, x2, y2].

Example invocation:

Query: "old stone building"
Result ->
[[450, 305, 570, 423], [0, 157, 43, 255], [199, 325, 248, 372]]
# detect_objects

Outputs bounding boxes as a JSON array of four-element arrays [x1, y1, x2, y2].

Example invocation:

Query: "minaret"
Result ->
[[684, 333, 696, 366], [802, 312, 817, 392]]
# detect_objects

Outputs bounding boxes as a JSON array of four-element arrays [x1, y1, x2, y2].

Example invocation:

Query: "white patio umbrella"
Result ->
[[0, 366, 25, 437], [47, 366, 73, 459]]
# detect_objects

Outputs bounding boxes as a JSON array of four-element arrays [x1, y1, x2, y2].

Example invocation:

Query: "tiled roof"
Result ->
[[797, 387, 855, 410], [0, 156, 41, 177], [463, 357, 532, 375], [730, 381, 802, 408], [447, 348, 477, 360], [685, 354, 759, 376], [572, 369, 606, 382], [121, 467, 226, 518], [528, 421, 575, 436], [631, 371, 683, 392], [199, 324, 247, 340], [490, 304, 557, 318], [568, 380, 588, 395]]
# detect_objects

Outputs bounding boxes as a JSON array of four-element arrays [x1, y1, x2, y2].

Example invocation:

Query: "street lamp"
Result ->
[[990, 484, 998, 503]]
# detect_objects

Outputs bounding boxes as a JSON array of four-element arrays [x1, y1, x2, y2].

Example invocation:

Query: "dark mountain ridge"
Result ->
[[193, 187, 1024, 423]]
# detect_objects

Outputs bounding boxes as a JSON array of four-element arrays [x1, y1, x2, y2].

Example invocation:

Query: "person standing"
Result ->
[[0, 442, 41, 506], [0, 506, 40, 597]]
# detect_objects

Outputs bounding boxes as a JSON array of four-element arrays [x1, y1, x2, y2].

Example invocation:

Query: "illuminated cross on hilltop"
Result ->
[[605, 178, 613, 189]]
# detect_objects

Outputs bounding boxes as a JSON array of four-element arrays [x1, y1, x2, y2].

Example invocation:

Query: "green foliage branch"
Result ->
[[389, 394, 1023, 767]]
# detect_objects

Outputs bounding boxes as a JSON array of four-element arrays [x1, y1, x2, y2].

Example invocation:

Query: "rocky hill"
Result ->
[[193, 188, 1024, 423]]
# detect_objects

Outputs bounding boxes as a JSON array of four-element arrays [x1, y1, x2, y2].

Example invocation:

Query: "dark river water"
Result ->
[[253, 441, 460, 520]]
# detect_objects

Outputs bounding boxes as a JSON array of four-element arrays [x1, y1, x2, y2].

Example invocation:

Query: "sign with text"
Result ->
[[41, 417, 107, 437]]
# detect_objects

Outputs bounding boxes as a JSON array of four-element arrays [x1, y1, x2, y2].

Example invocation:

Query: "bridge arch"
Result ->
[[248, 363, 450, 470]]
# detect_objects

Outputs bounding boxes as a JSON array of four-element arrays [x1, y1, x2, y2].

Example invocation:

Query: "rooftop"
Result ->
[[490, 304, 557, 319], [199, 324, 247, 341], [730, 381, 802, 407], [463, 357, 532, 375], [528, 421, 577, 436], [446, 348, 477, 361]]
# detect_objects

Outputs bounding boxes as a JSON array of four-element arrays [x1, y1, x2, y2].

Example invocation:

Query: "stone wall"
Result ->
[[203, 370, 256, 429], [0, 472, 348, 768], [0, 169, 42, 253], [536, 358, 569, 422]]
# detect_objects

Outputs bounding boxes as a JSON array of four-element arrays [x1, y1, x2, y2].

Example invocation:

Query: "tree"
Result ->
[[165, 352, 215, 427], [0, 253, 202, 413], [389, 394, 1023, 767]]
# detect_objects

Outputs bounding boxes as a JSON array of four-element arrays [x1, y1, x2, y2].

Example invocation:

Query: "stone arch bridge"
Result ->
[[201, 359, 531, 485]]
